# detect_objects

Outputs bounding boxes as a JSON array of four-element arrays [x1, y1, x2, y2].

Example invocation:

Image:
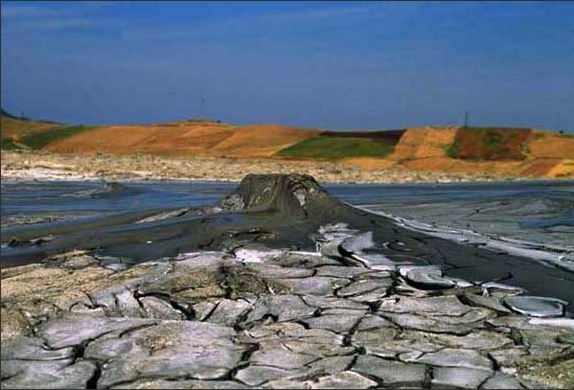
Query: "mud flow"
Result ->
[[2, 175, 573, 389], [2, 175, 573, 304]]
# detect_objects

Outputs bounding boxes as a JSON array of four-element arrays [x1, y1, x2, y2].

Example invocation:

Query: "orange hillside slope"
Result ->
[[46, 121, 319, 157], [520, 159, 564, 177], [210, 124, 319, 157], [388, 126, 458, 160], [401, 157, 525, 175], [46, 121, 236, 155], [546, 159, 574, 177], [341, 127, 573, 178], [528, 131, 574, 159]]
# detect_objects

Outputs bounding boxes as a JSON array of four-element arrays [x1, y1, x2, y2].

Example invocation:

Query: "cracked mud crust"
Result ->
[[1, 174, 573, 389], [2, 247, 573, 389]]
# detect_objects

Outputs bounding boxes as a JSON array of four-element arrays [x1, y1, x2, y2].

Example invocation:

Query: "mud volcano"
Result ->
[[2, 174, 574, 305], [1, 175, 574, 388], [1, 174, 574, 389]]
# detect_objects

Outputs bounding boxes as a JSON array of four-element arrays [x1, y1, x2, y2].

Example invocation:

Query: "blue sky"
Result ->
[[1, 1, 573, 131]]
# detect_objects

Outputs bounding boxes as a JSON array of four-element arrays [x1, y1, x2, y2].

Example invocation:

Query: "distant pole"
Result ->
[[464, 111, 469, 128], [201, 97, 206, 119], [20, 110, 24, 119]]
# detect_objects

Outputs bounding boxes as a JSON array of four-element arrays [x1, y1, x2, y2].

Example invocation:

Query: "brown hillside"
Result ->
[[1, 116, 60, 140], [12, 116, 573, 179], [47, 121, 319, 158], [521, 159, 564, 176], [400, 157, 524, 175], [388, 126, 458, 160], [210, 124, 319, 157], [453, 127, 532, 160], [546, 159, 574, 177], [343, 126, 573, 178], [47, 121, 235, 155], [528, 131, 574, 158]]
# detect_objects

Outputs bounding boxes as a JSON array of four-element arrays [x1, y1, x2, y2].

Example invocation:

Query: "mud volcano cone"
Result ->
[[217, 173, 347, 220], [2, 174, 573, 308]]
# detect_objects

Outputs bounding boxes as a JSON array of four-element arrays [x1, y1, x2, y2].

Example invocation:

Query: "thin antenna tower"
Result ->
[[201, 97, 206, 119], [464, 111, 469, 128]]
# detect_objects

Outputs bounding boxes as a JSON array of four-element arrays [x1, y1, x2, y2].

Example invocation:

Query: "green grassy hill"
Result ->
[[0, 108, 96, 150], [278, 130, 404, 160], [278, 136, 395, 160]]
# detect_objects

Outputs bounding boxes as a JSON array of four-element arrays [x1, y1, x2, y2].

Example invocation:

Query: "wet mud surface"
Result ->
[[2, 176, 573, 304], [1, 174, 573, 389]]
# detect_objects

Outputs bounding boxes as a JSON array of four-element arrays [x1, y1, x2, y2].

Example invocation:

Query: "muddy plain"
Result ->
[[1, 174, 573, 389]]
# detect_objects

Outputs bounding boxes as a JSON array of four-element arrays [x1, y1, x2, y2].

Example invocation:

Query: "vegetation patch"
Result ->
[[1, 117, 61, 141], [278, 136, 395, 160], [446, 127, 532, 161], [445, 142, 460, 159], [320, 129, 405, 142], [0, 138, 19, 150], [20, 125, 97, 150]]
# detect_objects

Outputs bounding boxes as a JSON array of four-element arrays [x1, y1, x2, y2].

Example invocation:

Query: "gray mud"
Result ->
[[2, 175, 574, 389], [348, 181, 573, 249], [1, 175, 573, 305]]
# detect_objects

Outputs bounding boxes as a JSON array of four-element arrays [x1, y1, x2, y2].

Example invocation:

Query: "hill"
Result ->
[[0, 109, 95, 150], [341, 126, 574, 178], [44, 121, 319, 158], [1, 110, 61, 149], [1, 110, 572, 178]]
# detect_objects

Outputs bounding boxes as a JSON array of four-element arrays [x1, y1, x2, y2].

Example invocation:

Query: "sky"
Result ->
[[1, 1, 574, 131]]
